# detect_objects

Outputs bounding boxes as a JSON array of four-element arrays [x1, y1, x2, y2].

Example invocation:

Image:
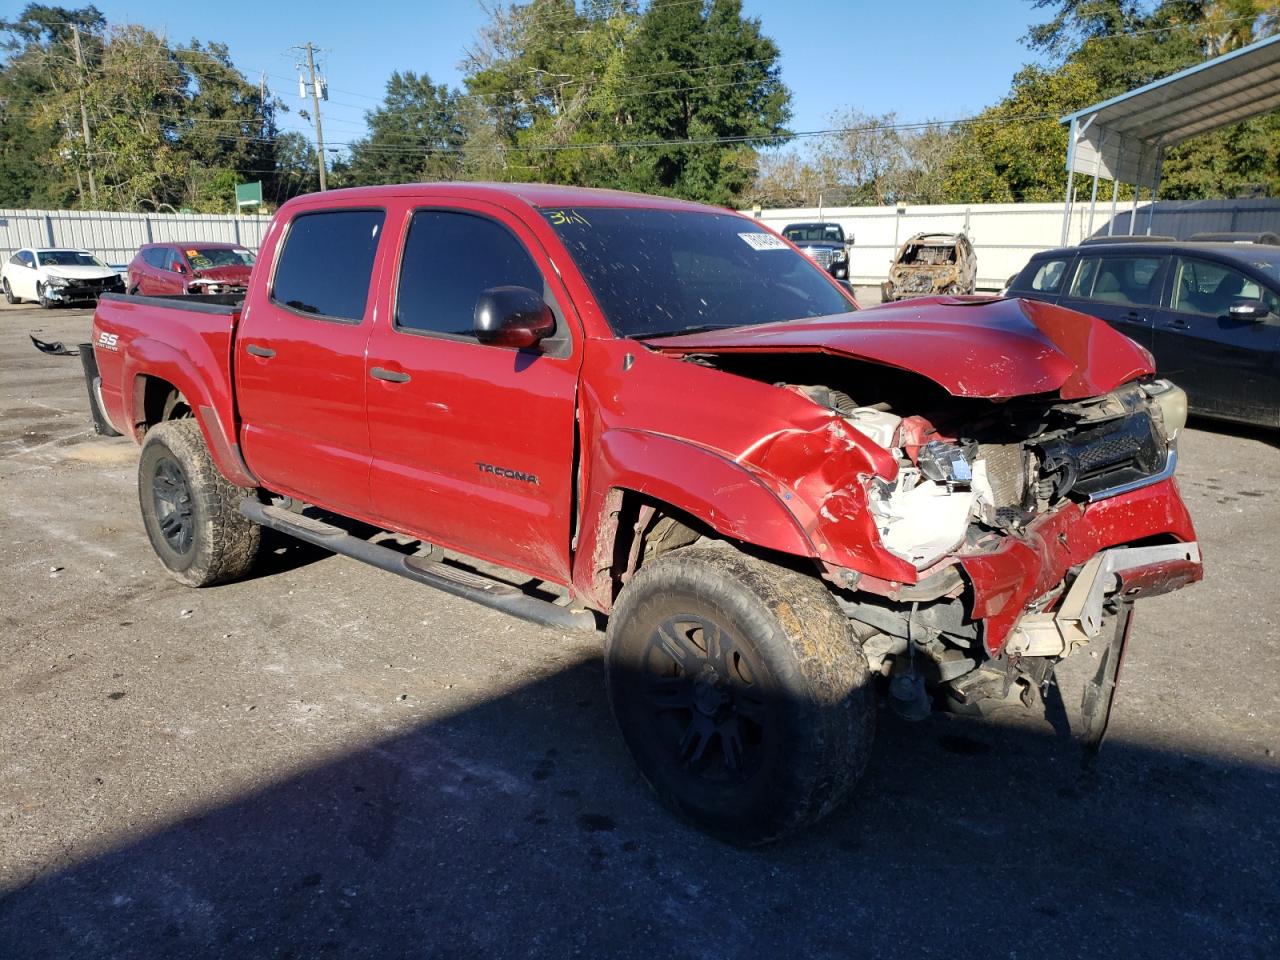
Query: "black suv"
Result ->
[[1007, 241, 1280, 428], [781, 222, 850, 280]]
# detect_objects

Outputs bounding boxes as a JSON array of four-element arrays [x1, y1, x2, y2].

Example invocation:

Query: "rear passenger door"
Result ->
[[1058, 252, 1168, 349], [363, 201, 581, 583], [236, 206, 389, 518], [1151, 256, 1280, 424]]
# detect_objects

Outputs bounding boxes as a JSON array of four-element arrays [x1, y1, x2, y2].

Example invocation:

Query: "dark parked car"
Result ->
[[781, 222, 850, 279], [1007, 241, 1280, 427], [127, 242, 255, 297]]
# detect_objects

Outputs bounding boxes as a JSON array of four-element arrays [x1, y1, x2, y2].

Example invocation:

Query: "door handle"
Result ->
[[370, 366, 411, 383], [246, 343, 275, 358], [1165, 317, 1190, 330]]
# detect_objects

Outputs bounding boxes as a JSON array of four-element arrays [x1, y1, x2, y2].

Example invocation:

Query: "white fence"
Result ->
[[0, 209, 272, 269], [3, 199, 1276, 290], [745, 198, 1280, 289]]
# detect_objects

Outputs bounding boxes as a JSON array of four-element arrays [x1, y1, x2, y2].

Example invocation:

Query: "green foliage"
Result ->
[[461, 0, 791, 204], [0, 4, 294, 211], [940, 62, 1102, 202], [345, 71, 466, 186]]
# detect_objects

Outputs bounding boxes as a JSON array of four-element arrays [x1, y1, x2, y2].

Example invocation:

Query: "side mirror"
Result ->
[[172, 261, 188, 274], [1229, 299, 1271, 321], [474, 285, 554, 348]]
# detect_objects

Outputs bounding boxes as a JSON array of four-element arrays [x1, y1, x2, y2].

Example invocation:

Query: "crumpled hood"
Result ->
[[647, 296, 1154, 400], [191, 264, 251, 283], [44, 265, 117, 281]]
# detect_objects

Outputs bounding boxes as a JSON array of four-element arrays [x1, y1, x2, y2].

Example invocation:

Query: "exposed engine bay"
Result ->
[[680, 350, 1192, 730], [692, 351, 1187, 571]]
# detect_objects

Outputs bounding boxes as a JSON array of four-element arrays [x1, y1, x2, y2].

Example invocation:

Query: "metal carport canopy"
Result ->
[[1059, 32, 1280, 240]]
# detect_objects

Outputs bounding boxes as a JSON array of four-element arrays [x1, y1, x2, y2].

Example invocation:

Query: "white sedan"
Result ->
[[2, 247, 124, 307]]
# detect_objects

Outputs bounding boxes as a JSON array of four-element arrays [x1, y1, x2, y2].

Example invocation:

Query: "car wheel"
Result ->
[[605, 545, 874, 844], [138, 419, 261, 587], [37, 282, 53, 309], [2, 277, 17, 304]]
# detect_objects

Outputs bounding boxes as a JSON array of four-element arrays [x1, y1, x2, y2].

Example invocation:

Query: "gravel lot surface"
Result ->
[[1, 301, 1277, 960]]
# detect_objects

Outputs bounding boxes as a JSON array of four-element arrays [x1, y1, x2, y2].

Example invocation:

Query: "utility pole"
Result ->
[[70, 24, 99, 207], [299, 43, 327, 191]]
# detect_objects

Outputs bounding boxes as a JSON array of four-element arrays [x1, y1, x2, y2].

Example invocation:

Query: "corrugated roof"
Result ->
[[1061, 33, 1280, 188]]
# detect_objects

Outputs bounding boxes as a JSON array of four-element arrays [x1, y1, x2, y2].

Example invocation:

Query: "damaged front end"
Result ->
[[646, 298, 1202, 742], [810, 376, 1198, 740]]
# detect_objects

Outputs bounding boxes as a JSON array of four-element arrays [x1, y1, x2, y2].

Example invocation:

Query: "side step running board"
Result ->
[[240, 499, 598, 633]]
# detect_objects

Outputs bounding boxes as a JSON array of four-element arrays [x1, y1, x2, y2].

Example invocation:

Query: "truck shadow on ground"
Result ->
[[2, 653, 1276, 960]]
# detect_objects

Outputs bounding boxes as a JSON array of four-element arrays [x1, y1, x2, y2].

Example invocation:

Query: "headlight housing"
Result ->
[[45, 275, 68, 287], [833, 249, 847, 262], [1142, 379, 1188, 441]]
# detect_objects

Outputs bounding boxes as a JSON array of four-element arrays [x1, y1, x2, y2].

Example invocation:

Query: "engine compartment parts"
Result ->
[[881, 232, 977, 301]]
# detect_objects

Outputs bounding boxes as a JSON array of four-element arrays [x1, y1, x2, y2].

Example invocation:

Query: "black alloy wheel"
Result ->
[[150, 454, 194, 554], [643, 613, 773, 782]]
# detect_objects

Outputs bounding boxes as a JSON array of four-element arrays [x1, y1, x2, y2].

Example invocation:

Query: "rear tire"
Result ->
[[605, 546, 874, 844], [138, 419, 261, 587], [2, 278, 17, 304]]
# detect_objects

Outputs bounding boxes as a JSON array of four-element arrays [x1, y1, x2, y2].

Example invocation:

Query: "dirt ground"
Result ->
[[1, 301, 1277, 960]]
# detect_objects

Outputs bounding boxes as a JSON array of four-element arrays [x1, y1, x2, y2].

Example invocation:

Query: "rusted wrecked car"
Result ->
[[882, 232, 977, 302]]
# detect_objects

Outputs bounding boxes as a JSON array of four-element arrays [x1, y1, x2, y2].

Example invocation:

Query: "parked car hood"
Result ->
[[191, 265, 251, 283], [795, 240, 844, 250], [43, 265, 117, 280], [646, 296, 1154, 400]]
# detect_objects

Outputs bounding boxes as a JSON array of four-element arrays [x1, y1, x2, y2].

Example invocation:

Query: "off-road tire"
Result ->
[[605, 546, 874, 844], [2, 278, 17, 304], [138, 419, 261, 587]]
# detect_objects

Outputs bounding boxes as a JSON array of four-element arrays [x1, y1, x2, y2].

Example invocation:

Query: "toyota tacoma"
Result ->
[[88, 183, 1202, 843]]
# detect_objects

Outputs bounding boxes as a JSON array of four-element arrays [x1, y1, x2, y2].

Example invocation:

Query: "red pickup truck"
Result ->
[[89, 183, 1202, 842]]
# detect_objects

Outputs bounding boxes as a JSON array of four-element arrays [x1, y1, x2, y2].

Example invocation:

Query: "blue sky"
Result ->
[[87, 0, 1043, 153]]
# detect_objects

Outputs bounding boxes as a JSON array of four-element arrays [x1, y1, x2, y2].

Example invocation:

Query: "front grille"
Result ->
[[66, 276, 120, 291], [1037, 411, 1165, 500], [807, 248, 835, 268], [902, 274, 935, 292]]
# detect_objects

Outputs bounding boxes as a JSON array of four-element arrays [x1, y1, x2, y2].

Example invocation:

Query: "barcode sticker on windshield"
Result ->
[[739, 232, 788, 251]]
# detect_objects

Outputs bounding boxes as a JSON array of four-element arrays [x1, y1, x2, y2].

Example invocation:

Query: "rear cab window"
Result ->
[[271, 209, 386, 322]]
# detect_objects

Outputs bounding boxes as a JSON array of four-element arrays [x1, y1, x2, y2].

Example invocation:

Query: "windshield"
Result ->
[[38, 250, 105, 267], [542, 208, 855, 338], [783, 224, 844, 243], [184, 247, 256, 269]]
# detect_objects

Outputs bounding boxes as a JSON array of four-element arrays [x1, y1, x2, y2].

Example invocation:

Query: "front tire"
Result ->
[[37, 282, 52, 309], [138, 419, 261, 587], [605, 546, 874, 844]]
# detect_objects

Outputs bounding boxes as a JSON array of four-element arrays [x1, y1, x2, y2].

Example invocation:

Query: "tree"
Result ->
[[461, 0, 791, 204], [345, 71, 466, 185], [1020, 0, 1280, 199], [0, 5, 107, 207]]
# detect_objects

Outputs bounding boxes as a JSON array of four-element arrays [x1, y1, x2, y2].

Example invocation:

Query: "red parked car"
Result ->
[[87, 183, 1201, 842], [126, 242, 255, 297]]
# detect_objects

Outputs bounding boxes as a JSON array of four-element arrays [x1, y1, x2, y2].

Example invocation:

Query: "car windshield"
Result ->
[[542, 208, 855, 339], [184, 247, 256, 269], [783, 224, 844, 243], [38, 251, 104, 267]]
